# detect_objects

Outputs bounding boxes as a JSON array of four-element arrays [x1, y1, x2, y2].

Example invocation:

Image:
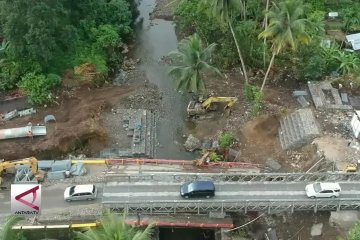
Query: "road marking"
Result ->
[[103, 191, 306, 197], [103, 190, 360, 198]]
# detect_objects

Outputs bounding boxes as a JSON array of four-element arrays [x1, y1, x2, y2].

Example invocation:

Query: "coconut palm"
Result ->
[[168, 33, 222, 94], [76, 212, 154, 240], [0, 215, 24, 240], [258, 0, 310, 92], [201, 0, 249, 83]]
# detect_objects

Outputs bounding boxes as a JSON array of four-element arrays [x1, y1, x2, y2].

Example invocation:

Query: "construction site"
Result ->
[[3, 0, 360, 239]]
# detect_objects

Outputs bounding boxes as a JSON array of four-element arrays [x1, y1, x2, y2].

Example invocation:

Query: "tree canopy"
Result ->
[[0, 0, 136, 103]]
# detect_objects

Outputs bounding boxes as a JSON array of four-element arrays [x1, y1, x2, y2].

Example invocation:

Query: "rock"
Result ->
[[184, 134, 201, 152], [202, 139, 212, 150], [212, 140, 219, 150], [329, 211, 360, 231], [311, 223, 323, 236], [266, 159, 282, 171]]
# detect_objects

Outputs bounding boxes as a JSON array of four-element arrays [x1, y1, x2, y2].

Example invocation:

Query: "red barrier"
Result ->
[[105, 158, 261, 168], [124, 219, 234, 228]]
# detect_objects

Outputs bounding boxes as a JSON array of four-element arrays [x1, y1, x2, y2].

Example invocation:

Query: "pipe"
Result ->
[[13, 220, 234, 230], [0, 126, 46, 140], [104, 158, 261, 168]]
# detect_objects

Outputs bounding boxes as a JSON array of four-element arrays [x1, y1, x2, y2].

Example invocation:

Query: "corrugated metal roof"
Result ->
[[346, 33, 360, 50]]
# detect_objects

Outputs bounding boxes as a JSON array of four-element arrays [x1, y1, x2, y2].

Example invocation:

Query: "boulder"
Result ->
[[329, 211, 360, 231], [311, 223, 323, 237], [266, 159, 282, 171], [184, 134, 201, 151]]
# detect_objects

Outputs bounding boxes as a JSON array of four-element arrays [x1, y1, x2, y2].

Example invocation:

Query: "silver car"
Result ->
[[64, 184, 97, 202]]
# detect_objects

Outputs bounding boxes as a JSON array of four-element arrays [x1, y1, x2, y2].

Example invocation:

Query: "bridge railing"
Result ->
[[103, 198, 360, 214], [105, 172, 360, 183]]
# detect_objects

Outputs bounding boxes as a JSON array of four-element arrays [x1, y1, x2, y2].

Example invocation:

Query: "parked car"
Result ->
[[64, 184, 97, 202], [305, 182, 341, 198], [180, 180, 215, 199]]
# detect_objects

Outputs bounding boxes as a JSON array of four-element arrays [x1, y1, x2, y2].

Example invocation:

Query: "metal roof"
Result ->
[[73, 184, 95, 193], [346, 33, 360, 50]]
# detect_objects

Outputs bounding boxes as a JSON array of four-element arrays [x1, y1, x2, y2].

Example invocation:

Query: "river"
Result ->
[[133, 0, 196, 160]]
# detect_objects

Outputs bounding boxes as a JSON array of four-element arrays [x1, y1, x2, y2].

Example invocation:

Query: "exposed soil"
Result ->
[[0, 80, 160, 160]]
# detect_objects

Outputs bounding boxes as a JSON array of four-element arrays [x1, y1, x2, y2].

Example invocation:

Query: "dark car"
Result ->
[[180, 180, 215, 199]]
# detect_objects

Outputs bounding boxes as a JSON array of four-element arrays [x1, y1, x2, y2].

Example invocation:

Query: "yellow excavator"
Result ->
[[187, 97, 238, 117], [0, 157, 38, 189]]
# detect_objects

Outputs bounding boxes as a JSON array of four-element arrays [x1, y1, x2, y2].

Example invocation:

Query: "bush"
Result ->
[[348, 222, 360, 240], [218, 132, 234, 148], [18, 72, 61, 105], [209, 152, 222, 162], [244, 83, 263, 115]]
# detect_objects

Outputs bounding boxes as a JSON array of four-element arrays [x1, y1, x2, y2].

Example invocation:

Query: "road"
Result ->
[[102, 182, 360, 202], [0, 183, 103, 216], [1, 181, 360, 217]]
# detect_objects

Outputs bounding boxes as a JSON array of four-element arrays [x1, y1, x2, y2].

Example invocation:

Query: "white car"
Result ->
[[305, 182, 341, 198], [64, 184, 97, 202]]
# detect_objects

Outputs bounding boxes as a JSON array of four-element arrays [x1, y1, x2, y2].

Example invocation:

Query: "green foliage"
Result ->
[[244, 83, 263, 114], [348, 222, 360, 240], [296, 40, 328, 81], [209, 152, 222, 161], [306, 10, 325, 36], [259, 0, 311, 54], [175, 0, 238, 68], [332, 51, 360, 75], [303, 0, 325, 12], [0, 215, 24, 240], [0, 58, 42, 92], [76, 211, 155, 240], [15, 231, 27, 240], [218, 132, 234, 148], [90, 24, 120, 52], [235, 20, 266, 68], [72, 42, 108, 74], [175, 0, 220, 37], [18, 73, 61, 105], [342, 4, 360, 32], [0, 0, 135, 91], [168, 33, 222, 94]]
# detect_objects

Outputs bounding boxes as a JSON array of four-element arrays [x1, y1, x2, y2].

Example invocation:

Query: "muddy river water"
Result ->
[[133, 0, 196, 159]]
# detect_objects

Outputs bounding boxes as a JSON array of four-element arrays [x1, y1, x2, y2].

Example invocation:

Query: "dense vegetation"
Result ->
[[173, 0, 360, 93], [0, 0, 137, 104]]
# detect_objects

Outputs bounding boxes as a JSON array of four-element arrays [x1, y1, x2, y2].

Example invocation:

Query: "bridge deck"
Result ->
[[102, 182, 360, 213]]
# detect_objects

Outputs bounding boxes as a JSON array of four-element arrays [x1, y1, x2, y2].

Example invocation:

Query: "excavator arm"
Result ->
[[0, 157, 38, 185], [201, 97, 238, 110]]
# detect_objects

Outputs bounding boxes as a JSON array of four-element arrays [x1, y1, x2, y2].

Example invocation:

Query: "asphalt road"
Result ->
[[0, 183, 103, 216], [1, 181, 360, 217], [102, 182, 360, 202]]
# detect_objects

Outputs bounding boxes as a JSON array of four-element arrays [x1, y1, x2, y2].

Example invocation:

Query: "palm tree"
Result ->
[[76, 212, 155, 240], [258, 0, 310, 92], [168, 33, 222, 94], [0, 215, 24, 240], [201, 0, 249, 83]]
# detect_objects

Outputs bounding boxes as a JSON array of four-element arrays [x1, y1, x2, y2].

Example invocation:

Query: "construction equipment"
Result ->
[[0, 157, 38, 188], [187, 97, 238, 117], [345, 162, 358, 172]]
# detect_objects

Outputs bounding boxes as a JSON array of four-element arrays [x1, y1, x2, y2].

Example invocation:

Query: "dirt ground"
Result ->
[[1, 0, 357, 172], [0, 77, 161, 160]]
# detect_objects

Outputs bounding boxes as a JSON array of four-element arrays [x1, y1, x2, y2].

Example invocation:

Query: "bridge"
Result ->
[[102, 181, 360, 214]]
